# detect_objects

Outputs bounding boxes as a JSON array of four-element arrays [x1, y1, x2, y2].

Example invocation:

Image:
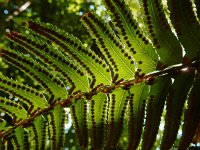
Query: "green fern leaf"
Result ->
[[0, 74, 48, 113], [11, 128, 29, 150], [1, 48, 67, 101], [139, 0, 182, 66], [103, 0, 158, 72], [0, 97, 27, 122], [71, 99, 88, 148], [105, 88, 129, 148], [28, 20, 111, 86], [161, 69, 195, 150], [15, 19, 112, 87], [30, 116, 48, 150], [81, 12, 135, 81], [89, 92, 108, 149], [5, 32, 90, 92], [178, 77, 200, 149], [48, 106, 65, 149], [0, 0, 199, 149], [128, 82, 149, 150], [168, 0, 200, 60], [142, 75, 172, 150]]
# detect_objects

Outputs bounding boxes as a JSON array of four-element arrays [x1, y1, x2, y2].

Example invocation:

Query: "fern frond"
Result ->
[[81, 12, 135, 81], [5, 32, 89, 93], [178, 76, 200, 150], [70, 99, 88, 148], [0, 74, 48, 113], [48, 106, 66, 149], [30, 116, 48, 150], [103, 0, 158, 72], [17, 19, 112, 87], [142, 75, 171, 150], [128, 83, 148, 150], [1, 48, 67, 101], [168, 0, 200, 60], [0, 97, 27, 122], [139, 0, 182, 66], [11, 128, 29, 150], [161, 69, 195, 150], [0, 0, 199, 149], [89, 92, 108, 149], [105, 88, 129, 148]]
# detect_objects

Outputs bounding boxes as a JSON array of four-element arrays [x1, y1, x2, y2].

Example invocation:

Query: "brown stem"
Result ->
[[0, 60, 199, 139]]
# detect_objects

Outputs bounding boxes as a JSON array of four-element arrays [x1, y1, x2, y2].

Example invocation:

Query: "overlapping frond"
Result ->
[[1, 48, 67, 101], [128, 83, 148, 150], [0, 74, 48, 113], [5, 31, 89, 93], [140, 0, 182, 66], [0, 97, 27, 122], [168, 0, 200, 60], [30, 116, 48, 150], [103, 0, 158, 73], [16, 19, 112, 88], [48, 106, 66, 149], [81, 12, 135, 81], [105, 88, 129, 148], [11, 128, 29, 150], [89, 92, 107, 149], [70, 99, 88, 148], [178, 76, 200, 149], [142, 76, 171, 150], [161, 69, 195, 150]]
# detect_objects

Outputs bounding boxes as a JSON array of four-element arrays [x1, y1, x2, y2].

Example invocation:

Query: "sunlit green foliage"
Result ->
[[0, 0, 200, 149]]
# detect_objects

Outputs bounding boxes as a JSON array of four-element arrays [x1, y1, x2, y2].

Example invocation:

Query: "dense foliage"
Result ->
[[0, 0, 200, 149]]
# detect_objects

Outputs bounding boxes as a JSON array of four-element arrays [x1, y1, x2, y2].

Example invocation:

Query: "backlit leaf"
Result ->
[[161, 69, 195, 150], [0, 97, 27, 122], [128, 83, 149, 150]]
